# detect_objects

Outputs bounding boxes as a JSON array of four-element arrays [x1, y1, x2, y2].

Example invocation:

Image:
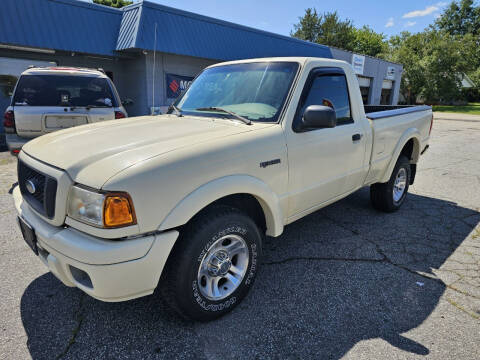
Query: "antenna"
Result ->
[[152, 22, 158, 115]]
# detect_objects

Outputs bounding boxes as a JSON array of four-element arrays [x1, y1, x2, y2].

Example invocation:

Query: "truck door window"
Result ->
[[303, 75, 353, 126]]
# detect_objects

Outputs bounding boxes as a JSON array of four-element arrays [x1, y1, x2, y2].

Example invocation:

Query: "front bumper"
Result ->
[[13, 186, 178, 302]]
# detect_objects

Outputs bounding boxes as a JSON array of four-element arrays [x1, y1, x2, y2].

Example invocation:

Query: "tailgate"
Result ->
[[14, 106, 114, 137], [14, 106, 55, 138], [43, 113, 88, 132]]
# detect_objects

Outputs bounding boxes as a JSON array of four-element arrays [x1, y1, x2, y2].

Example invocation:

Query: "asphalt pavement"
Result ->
[[0, 113, 479, 359]]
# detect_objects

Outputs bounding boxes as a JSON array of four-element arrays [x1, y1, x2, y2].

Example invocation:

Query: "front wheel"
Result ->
[[160, 205, 262, 321], [370, 155, 411, 212]]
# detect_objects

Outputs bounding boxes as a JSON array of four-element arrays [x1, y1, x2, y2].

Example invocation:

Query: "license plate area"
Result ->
[[44, 115, 88, 130], [17, 217, 38, 255]]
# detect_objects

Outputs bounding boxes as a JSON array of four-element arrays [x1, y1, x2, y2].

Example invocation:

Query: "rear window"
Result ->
[[13, 75, 117, 107]]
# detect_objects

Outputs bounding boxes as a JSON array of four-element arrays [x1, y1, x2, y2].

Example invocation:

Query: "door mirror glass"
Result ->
[[300, 105, 336, 130]]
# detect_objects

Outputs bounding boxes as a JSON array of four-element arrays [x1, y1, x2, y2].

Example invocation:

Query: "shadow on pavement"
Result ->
[[20, 188, 480, 359]]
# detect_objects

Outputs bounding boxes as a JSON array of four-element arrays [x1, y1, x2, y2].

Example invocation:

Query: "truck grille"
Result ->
[[18, 160, 57, 218]]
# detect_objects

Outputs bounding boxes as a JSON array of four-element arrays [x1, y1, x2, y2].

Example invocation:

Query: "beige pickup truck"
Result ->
[[13, 57, 432, 321]]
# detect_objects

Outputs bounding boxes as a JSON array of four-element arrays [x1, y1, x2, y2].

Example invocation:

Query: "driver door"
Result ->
[[286, 67, 366, 219]]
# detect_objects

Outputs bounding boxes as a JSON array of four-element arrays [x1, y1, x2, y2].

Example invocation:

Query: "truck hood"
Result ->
[[22, 115, 269, 188]]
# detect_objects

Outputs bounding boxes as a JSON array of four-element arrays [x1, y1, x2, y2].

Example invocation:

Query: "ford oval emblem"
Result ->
[[25, 180, 36, 194]]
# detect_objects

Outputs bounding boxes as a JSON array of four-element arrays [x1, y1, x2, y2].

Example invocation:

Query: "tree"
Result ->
[[384, 30, 474, 104], [93, 0, 132, 8], [291, 9, 387, 57], [291, 10, 356, 51], [352, 26, 388, 57], [435, 0, 480, 100], [384, 32, 427, 104], [435, 0, 480, 36]]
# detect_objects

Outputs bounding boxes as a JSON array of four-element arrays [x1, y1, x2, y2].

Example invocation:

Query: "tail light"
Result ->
[[429, 114, 433, 135], [3, 110, 16, 134], [115, 111, 126, 119]]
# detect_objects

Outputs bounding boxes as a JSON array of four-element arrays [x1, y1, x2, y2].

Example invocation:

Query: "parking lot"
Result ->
[[0, 113, 479, 360]]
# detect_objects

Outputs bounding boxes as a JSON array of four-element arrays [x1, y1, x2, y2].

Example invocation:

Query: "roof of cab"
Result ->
[[206, 56, 349, 68], [21, 66, 108, 77]]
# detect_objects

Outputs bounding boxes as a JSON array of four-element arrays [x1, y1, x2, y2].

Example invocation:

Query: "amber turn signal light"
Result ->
[[103, 194, 136, 228]]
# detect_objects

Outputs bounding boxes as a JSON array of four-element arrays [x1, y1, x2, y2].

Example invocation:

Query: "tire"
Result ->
[[160, 205, 262, 321], [370, 155, 411, 212]]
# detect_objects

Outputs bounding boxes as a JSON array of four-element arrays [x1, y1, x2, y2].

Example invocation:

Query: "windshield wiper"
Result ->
[[195, 107, 252, 125], [168, 104, 183, 117]]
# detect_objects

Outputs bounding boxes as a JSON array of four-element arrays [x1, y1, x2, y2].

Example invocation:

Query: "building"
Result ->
[[0, 0, 403, 145]]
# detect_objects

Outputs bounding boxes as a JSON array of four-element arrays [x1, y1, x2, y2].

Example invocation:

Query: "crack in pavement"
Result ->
[[263, 256, 385, 266], [56, 293, 86, 359]]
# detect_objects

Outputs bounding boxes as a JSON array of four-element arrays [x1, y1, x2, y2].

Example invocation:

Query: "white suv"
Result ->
[[3, 66, 128, 154]]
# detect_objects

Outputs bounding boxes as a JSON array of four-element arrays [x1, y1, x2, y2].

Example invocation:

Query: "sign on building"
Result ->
[[166, 73, 193, 99], [352, 54, 365, 75], [386, 66, 396, 80]]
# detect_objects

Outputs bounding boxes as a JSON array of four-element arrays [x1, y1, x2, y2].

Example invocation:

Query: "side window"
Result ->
[[303, 75, 352, 125]]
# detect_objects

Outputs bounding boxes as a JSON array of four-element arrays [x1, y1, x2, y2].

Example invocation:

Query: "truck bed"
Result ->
[[364, 105, 432, 120], [363, 104, 432, 186]]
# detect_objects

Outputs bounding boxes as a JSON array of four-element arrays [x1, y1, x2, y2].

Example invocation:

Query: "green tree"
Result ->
[[291, 9, 356, 51], [435, 0, 480, 100], [93, 0, 132, 8], [352, 26, 388, 57], [384, 31, 474, 104], [435, 0, 480, 36], [291, 9, 387, 57], [384, 32, 427, 104]]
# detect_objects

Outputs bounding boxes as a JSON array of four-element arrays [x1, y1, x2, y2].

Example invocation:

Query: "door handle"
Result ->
[[352, 133, 362, 141]]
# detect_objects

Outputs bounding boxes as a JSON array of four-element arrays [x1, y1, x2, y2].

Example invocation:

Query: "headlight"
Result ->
[[67, 185, 136, 228]]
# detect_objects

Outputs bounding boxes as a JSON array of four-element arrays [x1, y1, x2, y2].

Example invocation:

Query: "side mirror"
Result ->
[[122, 98, 134, 106], [300, 105, 337, 130]]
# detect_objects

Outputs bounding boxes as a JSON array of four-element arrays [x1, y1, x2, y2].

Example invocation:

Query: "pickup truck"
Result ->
[[13, 57, 432, 321]]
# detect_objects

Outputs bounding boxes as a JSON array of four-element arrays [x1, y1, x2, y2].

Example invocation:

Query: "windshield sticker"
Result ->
[[104, 98, 112, 107]]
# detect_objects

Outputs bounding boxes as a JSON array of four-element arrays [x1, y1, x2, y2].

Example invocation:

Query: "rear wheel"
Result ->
[[370, 155, 411, 212], [160, 205, 262, 321]]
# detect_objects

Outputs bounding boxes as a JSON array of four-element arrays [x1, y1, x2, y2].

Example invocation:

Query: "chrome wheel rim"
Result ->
[[393, 167, 407, 203], [197, 234, 249, 301]]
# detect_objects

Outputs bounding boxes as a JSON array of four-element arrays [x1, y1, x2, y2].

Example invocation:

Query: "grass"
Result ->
[[432, 102, 480, 115]]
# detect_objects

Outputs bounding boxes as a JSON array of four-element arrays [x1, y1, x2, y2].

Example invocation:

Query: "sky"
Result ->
[[137, 0, 450, 38]]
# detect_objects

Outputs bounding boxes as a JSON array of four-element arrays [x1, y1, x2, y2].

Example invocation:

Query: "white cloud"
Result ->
[[402, 2, 447, 18], [404, 21, 417, 28], [385, 17, 395, 28]]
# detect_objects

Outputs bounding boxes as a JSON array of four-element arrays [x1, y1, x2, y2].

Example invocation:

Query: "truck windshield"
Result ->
[[13, 75, 117, 107], [172, 62, 299, 123]]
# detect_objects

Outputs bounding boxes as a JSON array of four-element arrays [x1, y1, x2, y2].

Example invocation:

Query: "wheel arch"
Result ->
[[158, 175, 284, 237], [380, 129, 421, 183]]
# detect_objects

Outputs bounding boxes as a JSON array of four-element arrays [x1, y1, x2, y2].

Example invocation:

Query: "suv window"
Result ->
[[13, 75, 117, 107], [303, 75, 352, 125]]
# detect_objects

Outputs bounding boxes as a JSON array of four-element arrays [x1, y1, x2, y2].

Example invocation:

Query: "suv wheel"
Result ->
[[160, 205, 262, 321]]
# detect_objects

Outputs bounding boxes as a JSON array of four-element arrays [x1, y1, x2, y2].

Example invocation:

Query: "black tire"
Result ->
[[370, 155, 411, 212], [160, 205, 262, 321]]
